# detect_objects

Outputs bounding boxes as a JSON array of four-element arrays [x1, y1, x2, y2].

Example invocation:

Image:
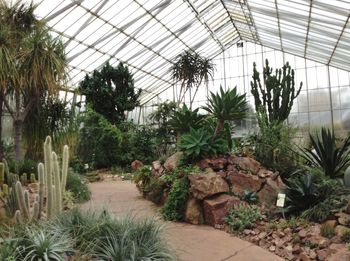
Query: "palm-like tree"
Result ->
[[170, 50, 214, 108], [202, 86, 248, 138], [0, 1, 67, 161]]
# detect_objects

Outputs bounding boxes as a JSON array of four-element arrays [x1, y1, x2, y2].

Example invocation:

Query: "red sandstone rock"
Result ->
[[230, 156, 261, 174], [131, 160, 143, 171], [184, 198, 204, 225], [228, 171, 264, 194], [164, 152, 183, 171]]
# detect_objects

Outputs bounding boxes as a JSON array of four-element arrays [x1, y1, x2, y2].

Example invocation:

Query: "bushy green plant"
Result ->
[[224, 204, 262, 232], [144, 177, 165, 205], [133, 165, 152, 193], [162, 177, 189, 221], [77, 109, 123, 168], [178, 127, 227, 161], [283, 168, 349, 222], [242, 190, 258, 204], [320, 223, 335, 238], [342, 229, 350, 243], [65, 171, 91, 203], [249, 113, 297, 173], [169, 104, 205, 138], [202, 86, 248, 137], [299, 127, 350, 178], [55, 208, 174, 260], [8, 158, 37, 177]]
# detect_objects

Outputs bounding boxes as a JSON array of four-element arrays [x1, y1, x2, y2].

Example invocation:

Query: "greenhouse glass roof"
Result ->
[[33, 0, 350, 104]]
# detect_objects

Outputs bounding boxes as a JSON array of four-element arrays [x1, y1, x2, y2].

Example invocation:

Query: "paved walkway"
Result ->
[[82, 180, 283, 261]]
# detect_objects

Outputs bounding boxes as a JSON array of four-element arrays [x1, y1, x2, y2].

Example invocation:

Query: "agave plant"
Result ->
[[169, 104, 205, 138], [202, 86, 248, 137], [299, 128, 350, 178], [178, 127, 227, 161]]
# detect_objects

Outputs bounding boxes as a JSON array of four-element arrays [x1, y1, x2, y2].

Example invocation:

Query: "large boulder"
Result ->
[[164, 152, 183, 171], [184, 198, 204, 225], [151, 160, 164, 177], [257, 177, 284, 206], [195, 156, 228, 171], [188, 172, 229, 200], [131, 160, 143, 171], [227, 171, 264, 194], [203, 194, 241, 226], [229, 156, 261, 174]]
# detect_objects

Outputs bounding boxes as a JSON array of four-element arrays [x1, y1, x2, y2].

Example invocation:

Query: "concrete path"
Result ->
[[82, 180, 284, 261]]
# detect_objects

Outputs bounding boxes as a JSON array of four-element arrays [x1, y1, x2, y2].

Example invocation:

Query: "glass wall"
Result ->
[[133, 41, 350, 136]]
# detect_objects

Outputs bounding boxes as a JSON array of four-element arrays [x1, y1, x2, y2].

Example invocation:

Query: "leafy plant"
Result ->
[[299, 127, 350, 178], [224, 204, 262, 232], [171, 50, 214, 107], [283, 168, 349, 222], [169, 104, 205, 138], [178, 127, 227, 161], [320, 223, 335, 238], [65, 171, 91, 203], [79, 62, 141, 124], [202, 86, 248, 137], [341, 229, 350, 243], [242, 190, 258, 204], [162, 177, 189, 221]]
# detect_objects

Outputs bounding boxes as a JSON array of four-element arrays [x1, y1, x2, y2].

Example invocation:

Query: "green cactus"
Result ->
[[52, 152, 62, 215], [15, 181, 29, 219], [30, 173, 36, 183], [44, 136, 54, 219], [21, 173, 28, 185], [250, 59, 302, 127], [38, 163, 44, 218], [344, 166, 350, 188], [61, 145, 69, 194], [15, 210, 22, 224], [2, 184, 8, 196]]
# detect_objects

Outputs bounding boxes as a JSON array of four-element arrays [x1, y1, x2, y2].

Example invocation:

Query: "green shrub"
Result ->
[[162, 177, 189, 221], [224, 204, 262, 232], [8, 158, 37, 176], [320, 223, 335, 238], [283, 168, 349, 222], [55, 208, 174, 260], [77, 109, 123, 168], [342, 229, 350, 243], [242, 190, 258, 204], [178, 127, 227, 161], [144, 177, 165, 205], [65, 171, 91, 203], [299, 127, 350, 178], [133, 165, 152, 193]]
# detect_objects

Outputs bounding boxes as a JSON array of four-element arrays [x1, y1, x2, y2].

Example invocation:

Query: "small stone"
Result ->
[[299, 252, 310, 261], [316, 249, 329, 261], [309, 250, 317, 259], [298, 229, 307, 238], [243, 229, 252, 235], [258, 232, 267, 239], [292, 245, 302, 254], [269, 245, 276, 252]]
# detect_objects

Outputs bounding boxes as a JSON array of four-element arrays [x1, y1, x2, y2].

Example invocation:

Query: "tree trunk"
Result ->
[[14, 118, 23, 161], [213, 119, 224, 138]]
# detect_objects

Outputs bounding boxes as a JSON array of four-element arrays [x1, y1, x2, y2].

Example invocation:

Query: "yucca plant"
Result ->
[[169, 104, 205, 138], [178, 127, 227, 161], [202, 86, 248, 137], [299, 128, 350, 178]]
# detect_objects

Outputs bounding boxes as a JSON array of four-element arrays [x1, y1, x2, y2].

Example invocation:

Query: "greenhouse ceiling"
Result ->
[[33, 0, 350, 104]]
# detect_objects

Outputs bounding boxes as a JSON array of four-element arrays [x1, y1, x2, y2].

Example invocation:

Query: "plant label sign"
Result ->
[[276, 193, 286, 207]]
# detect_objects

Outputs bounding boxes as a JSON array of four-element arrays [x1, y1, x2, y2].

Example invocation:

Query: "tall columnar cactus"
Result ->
[[15, 181, 29, 220], [250, 59, 303, 126], [61, 145, 69, 194], [38, 163, 45, 218], [344, 166, 350, 188], [44, 136, 54, 218], [52, 152, 62, 215]]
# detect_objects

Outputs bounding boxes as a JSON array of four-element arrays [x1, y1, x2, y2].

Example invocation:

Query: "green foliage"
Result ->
[[171, 50, 214, 105], [178, 127, 227, 161], [320, 223, 335, 238], [202, 86, 248, 137], [250, 59, 302, 126], [169, 104, 205, 137], [224, 204, 262, 232], [8, 158, 37, 176], [283, 168, 349, 222], [299, 127, 350, 178], [65, 171, 91, 203], [77, 109, 123, 168], [162, 177, 189, 221], [341, 229, 350, 243], [79, 62, 141, 124], [249, 115, 297, 173], [149, 101, 177, 156], [242, 190, 259, 204], [54, 208, 174, 260]]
